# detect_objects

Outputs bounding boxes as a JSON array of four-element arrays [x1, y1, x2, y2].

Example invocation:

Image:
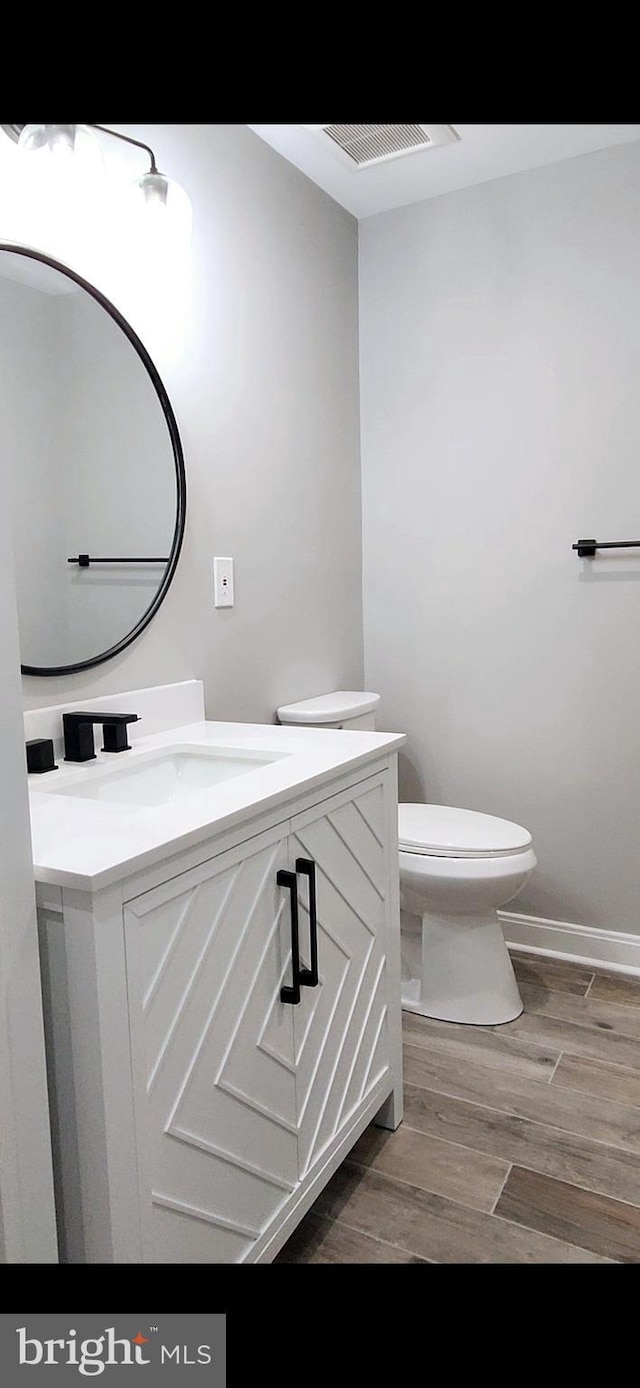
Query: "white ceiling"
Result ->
[[247, 124, 640, 219]]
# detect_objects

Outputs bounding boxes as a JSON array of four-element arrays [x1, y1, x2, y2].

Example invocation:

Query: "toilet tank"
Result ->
[[276, 691, 380, 731]]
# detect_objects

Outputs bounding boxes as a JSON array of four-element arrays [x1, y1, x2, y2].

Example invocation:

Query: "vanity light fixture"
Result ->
[[1, 123, 193, 244]]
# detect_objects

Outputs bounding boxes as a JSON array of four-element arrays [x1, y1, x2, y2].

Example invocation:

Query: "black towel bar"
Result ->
[[67, 555, 169, 567], [572, 539, 640, 558]]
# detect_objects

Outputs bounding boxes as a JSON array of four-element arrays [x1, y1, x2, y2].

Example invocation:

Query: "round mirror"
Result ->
[[0, 244, 186, 675]]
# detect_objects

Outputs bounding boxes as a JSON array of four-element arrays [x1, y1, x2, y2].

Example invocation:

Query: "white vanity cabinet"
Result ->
[[37, 758, 402, 1264]]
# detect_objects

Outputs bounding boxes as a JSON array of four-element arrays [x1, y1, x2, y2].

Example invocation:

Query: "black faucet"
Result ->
[[63, 712, 140, 762]]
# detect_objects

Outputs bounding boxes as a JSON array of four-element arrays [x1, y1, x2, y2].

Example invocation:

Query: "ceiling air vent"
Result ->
[[304, 124, 459, 170]]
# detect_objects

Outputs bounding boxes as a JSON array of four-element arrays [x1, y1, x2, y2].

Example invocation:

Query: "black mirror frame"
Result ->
[[1, 243, 187, 677]]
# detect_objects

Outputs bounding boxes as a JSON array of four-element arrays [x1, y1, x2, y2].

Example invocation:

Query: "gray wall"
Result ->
[[360, 142, 640, 934], [19, 124, 363, 720]]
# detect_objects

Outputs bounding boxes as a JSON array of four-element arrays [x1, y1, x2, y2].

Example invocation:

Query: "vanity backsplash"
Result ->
[[23, 679, 205, 763]]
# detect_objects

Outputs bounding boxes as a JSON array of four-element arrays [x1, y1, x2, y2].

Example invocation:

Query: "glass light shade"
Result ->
[[130, 171, 193, 247], [17, 124, 104, 177]]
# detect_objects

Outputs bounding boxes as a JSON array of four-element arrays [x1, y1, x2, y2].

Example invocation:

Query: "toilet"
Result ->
[[276, 691, 537, 1027]]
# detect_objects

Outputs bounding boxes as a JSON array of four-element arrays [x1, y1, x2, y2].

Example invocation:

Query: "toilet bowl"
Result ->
[[398, 803, 536, 1025], [276, 692, 537, 1027]]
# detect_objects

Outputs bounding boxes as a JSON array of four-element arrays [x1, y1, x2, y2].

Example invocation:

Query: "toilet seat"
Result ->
[[398, 804, 533, 859]]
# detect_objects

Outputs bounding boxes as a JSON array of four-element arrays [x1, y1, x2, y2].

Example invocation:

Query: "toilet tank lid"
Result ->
[[277, 691, 381, 725], [398, 804, 533, 857]]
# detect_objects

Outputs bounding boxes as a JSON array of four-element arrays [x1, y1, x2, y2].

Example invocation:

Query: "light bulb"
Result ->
[[19, 123, 75, 158], [130, 170, 193, 248], [17, 124, 104, 177]]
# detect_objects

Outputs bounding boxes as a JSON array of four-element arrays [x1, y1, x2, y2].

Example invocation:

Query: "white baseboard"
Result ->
[[498, 910, 640, 977]]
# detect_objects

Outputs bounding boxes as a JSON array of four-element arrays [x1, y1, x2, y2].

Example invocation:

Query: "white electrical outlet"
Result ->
[[213, 557, 234, 608]]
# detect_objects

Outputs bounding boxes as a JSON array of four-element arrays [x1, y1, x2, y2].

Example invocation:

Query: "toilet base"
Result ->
[[401, 908, 524, 1026]]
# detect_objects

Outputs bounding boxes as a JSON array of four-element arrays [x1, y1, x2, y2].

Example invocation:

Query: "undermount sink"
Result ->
[[53, 746, 288, 808]]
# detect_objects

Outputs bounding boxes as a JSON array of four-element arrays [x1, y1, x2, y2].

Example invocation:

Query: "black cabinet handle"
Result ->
[[278, 869, 301, 1005], [296, 858, 319, 988]]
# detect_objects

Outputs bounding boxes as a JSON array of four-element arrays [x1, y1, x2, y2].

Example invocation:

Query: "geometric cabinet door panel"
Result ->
[[124, 773, 394, 1264], [290, 778, 390, 1181], [124, 827, 298, 1265]]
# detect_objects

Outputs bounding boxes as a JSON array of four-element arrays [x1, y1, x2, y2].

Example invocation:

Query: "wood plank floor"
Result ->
[[275, 950, 640, 1263]]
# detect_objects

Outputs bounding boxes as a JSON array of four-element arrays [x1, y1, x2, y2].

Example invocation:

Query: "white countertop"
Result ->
[[28, 720, 405, 890]]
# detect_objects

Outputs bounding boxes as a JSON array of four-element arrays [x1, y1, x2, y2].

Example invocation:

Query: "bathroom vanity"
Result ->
[[28, 682, 405, 1263]]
